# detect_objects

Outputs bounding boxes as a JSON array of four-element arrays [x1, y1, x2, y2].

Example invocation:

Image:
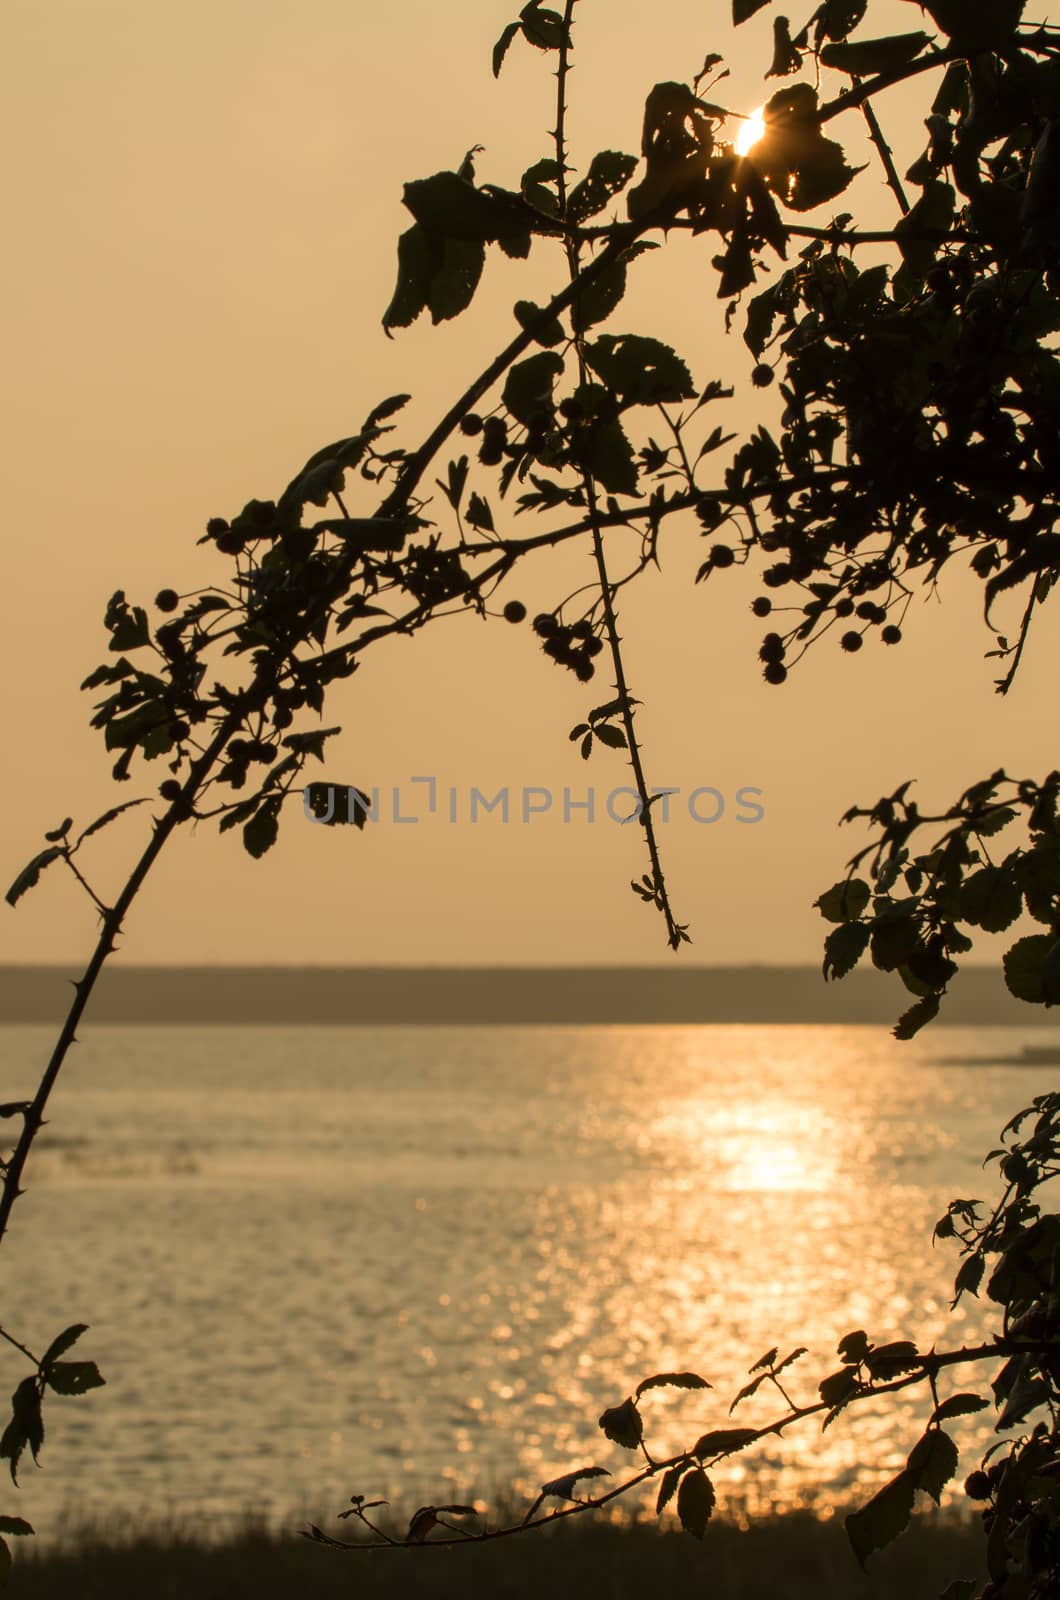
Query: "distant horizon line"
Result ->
[[0, 961, 1050, 1026], [0, 960, 1007, 970]]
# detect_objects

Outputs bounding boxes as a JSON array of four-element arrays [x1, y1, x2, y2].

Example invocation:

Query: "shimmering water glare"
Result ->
[[1, 1023, 1055, 1540]]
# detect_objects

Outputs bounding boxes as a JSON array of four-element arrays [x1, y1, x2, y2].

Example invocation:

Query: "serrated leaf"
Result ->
[[819, 31, 930, 75], [5, 848, 64, 909], [823, 921, 871, 980], [383, 222, 432, 333], [0, 1519, 31, 1537], [40, 1325, 88, 1367], [365, 393, 411, 426], [959, 866, 1022, 933], [895, 180, 955, 278], [819, 1367, 860, 1408], [0, 1379, 43, 1485], [815, 878, 870, 922], [635, 1372, 711, 1398], [540, 1465, 610, 1499], [845, 1468, 916, 1568], [585, 419, 639, 495], [756, 83, 863, 212], [1003, 934, 1054, 1003], [242, 798, 282, 860], [692, 1427, 757, 1459], [44, 1362, 105, 1398], [520, 4, 566, 50], [953, 1253, 985, 1301], [655, 1462, 685, 1515], [676, 1467, 715, 1539], [931, 1393, 988, 1425], [837, 1329, 871, 1364], [907, 1428, 958, 1505], [492, 19, 520, 76], [503, 351, 565, 426], [729, 1372, 767, 1411], [568, 151, 639, 223], [466, 492, 494, 532], [427, 236, 486, 324], [734, 0, 772, 21], [589, 698, 625, 723], [438, 455, 469, 512], [74, 798, 149, 847], [595, 724, 628, 751], [585, 334, 695, 407], [893, 993, 941, 1040], [750, 1347, 779, 1373], [865, 1341, 920, 1379], [598, 1398, 643, 1449]]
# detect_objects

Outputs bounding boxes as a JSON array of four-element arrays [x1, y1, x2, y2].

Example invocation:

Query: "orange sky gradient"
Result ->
[[2, 0, 1058, 967]]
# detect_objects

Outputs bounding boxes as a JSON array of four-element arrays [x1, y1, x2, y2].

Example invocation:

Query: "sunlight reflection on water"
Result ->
[[1, 1022, 1055, 1539]]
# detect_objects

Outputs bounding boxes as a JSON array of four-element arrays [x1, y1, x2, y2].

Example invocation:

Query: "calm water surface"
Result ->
[[1, 1023, 1055, 1541]]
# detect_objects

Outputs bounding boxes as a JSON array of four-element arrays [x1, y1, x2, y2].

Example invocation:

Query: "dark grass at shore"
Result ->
[[14, 1507, 987, 1599]]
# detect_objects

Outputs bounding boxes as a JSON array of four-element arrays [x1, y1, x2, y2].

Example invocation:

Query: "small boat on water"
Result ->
[[934, 1043, 1060, 1068]]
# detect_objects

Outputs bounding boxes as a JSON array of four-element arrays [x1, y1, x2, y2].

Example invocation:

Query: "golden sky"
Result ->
[[2, 0, 1057, 967]]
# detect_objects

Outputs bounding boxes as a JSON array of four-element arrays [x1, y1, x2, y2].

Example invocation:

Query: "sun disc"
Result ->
[[736, 105, 766, 157]]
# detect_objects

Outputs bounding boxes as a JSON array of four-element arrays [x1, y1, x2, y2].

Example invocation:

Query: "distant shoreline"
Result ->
[[0, 964, 1051, 1026]]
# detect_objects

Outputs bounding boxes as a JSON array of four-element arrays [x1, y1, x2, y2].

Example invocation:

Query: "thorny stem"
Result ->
[[554, 0, 686, 948], [308, 1338, 1049, 1553], [0, 1325, 39, 1366], [858, 89, 910, 216], [996, 584, 1040, 695]]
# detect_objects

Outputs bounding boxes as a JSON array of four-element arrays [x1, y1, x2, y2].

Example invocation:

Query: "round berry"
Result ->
[[170, 720, 190, 741], [574, 657, 595, 682], [206, 517, 229, 538], [558, 397, 584, 421], [503, 600, 527, 624], [216, 531, 245, 555], [479, 417, 508, 466], [763, 661, 788, 685], [273, 705, 294, 729], [532, 612, 558, 639], [711, 543, 735, 569], [751, 596, 772, 618], [696, 497, 723, 526], [752, 363, 775, 388], [840, 631, 863, 652], [155, 588, 179, 613], [459, 413, 484, 436], [759, 632, 785, 663], [570, 620, 594, 642], [835, 598, 855, 618], [964, 1471, 991, 1502], [585, 636, 604, 657], [882, 624, 902, 644], [159, 779, 182, 802], [762, 562, 791, 589]]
